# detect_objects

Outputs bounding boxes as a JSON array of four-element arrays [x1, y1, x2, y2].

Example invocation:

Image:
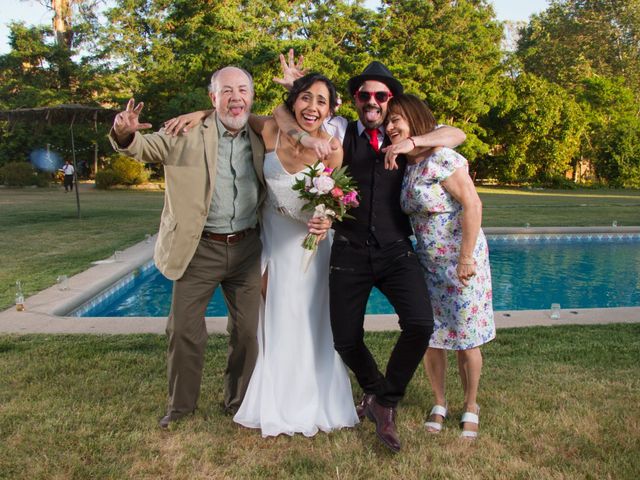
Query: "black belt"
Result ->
[[201, 228, 255, 245]]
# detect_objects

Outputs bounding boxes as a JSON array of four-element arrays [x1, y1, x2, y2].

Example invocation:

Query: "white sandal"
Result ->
[[424, 404, 448, 433], [460, 405, 480, 439]]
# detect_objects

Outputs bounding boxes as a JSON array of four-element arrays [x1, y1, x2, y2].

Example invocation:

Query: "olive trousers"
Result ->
[[165, 230, 262, 417]]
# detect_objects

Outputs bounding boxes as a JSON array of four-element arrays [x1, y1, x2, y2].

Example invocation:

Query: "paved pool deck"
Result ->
[[1, 227, 638, 335]]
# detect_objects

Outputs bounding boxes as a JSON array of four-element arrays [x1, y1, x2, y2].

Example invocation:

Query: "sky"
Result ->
[[0, 0, 550, 55]]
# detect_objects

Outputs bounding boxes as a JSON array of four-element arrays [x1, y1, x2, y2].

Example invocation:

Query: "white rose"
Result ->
[[311, 175, 335, 194], [313, 204, 336, 218], [304, 175, 313, 188]]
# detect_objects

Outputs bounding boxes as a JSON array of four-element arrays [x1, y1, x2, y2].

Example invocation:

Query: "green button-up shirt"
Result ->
[[205, 114, 260, 233]]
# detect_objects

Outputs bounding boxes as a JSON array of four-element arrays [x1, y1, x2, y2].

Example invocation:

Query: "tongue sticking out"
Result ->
[[229, 106, 243, 116], [365, 109, 380, 123]]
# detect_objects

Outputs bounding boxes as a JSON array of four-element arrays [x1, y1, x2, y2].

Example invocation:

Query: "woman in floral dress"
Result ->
[[384, 94, 495, 439]]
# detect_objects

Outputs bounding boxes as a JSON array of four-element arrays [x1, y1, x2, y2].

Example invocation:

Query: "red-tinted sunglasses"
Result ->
[[355, 90, 393, 104]]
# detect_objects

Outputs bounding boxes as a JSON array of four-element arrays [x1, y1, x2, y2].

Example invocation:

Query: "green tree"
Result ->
[[517, 0, 640, 93], [0, 23, 61, 108], [515, 0, 640, 185], [6, 0, 637, 187], [486, 73, 584, 183], [275, 0, 379, 120], [577, 76, 640, 186], [0, 22, 113, 167], [375, 0, 505, 165]]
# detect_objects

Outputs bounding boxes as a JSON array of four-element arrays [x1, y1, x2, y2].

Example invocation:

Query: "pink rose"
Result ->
[[342, 191, 359, 207], [323, 167, 334, 174], [331, 187, 344, 198]]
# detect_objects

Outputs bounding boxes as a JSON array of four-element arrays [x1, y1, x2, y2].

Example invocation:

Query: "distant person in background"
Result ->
[[386, 93, 495, 440], [78, 160, 89, 179], [60, 160, 74, 192]]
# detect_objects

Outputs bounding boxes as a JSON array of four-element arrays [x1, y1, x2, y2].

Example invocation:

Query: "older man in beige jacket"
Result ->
[[111, 67, 265, 428]]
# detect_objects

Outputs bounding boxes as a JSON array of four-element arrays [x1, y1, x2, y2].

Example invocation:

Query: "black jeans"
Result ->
[[63, 174, 74, 191], [329, 237, 434, 407]]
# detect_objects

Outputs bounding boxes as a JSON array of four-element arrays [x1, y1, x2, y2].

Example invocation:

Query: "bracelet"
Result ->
[[408, 137, 417, 149], [296, 131, 310, 144], [458, 255, 475, 265]]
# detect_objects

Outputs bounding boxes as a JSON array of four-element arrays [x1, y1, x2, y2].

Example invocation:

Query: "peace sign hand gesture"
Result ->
[[113, 98, 153, 146]]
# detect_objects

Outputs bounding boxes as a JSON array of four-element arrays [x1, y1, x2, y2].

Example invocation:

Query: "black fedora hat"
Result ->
[[347, 61, 404, 97]]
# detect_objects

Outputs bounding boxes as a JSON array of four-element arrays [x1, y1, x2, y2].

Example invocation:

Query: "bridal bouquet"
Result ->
[[292, 161, 359, 272]]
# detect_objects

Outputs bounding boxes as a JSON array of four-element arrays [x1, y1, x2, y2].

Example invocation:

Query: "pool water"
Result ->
[[490, 241, 639, 311], [73, 237, 640, 317]]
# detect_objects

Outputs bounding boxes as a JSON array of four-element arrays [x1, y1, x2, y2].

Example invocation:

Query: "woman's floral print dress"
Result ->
[[401, 148, 495, 350]]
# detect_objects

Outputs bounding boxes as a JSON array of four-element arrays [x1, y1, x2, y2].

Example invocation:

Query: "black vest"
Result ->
[[334, 121, 413, 247]]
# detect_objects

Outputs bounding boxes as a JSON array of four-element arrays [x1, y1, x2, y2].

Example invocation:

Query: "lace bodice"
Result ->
[[263, 151, 311, 224]]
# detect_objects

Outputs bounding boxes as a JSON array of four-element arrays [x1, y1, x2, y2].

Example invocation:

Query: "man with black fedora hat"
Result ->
[[273, 58, 466, 452]]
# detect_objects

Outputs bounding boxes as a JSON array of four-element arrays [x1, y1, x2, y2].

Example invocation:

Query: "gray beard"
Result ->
[[219, 112, 249, 132]]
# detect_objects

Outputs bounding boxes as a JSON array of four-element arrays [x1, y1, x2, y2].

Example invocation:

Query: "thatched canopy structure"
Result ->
[[0, 104, 118, 124]]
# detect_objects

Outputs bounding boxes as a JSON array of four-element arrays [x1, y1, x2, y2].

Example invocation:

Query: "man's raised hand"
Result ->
[[113, 98, 153, 145]]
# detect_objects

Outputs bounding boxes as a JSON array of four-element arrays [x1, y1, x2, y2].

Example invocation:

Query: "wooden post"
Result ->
[[93, 111, 98, 177], [93, 142, 98, 178], [70, 113, 81, 218]]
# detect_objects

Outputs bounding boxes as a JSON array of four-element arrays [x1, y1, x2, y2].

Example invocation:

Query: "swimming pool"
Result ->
[[71, 233, 640, 317]]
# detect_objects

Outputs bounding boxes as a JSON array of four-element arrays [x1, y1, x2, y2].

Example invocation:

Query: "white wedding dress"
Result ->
[[233, 143, 358, 437]]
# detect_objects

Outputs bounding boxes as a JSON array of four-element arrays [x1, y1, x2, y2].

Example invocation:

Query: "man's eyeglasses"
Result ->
[[355, 90, 393, 104]]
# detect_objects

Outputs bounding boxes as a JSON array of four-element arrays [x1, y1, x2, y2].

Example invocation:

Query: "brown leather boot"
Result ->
[[365, 397, 401, 452], [355, 393, 374, 420]]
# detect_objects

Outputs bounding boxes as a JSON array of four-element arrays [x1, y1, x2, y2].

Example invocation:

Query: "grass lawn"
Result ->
[[0, 186, 163, 310], [0, 324, 638, 479], [1, 186, 639, 478], [478, 186, 640, 227], [1, 185, 639, 310]]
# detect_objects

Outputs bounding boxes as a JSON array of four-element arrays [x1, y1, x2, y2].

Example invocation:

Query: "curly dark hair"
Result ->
[[284, 73, 338, 116]]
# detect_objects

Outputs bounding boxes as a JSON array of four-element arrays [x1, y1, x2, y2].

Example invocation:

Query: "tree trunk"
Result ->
[[52, 0, 73, 48], [572, 157, 580, 183]]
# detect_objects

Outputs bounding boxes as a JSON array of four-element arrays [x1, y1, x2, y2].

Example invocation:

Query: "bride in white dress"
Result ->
[[233, 73, 358, 437]]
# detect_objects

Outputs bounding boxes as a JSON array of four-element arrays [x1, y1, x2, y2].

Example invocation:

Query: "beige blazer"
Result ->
[[110, 113, 265, 280]]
